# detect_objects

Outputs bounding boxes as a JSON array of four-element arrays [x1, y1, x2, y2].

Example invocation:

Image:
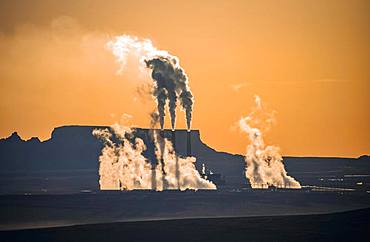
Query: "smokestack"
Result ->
[[94, 124, 216, 191], [186, 131, 192, 157], [172, 130, 180, 189], [158, 130, 167, 190], [151, 164, 157, 190], [171, 130, 176, 151]]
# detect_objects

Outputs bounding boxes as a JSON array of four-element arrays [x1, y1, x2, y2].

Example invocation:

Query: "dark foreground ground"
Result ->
[[1, 208, 370, 242], [1, 190, 370, 230]]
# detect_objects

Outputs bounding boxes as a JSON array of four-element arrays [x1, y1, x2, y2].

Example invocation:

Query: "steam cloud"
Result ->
[[99, 35, 205, 191], [239, 96, 301, 189], [93, 124, 216, 191], [107, 35, 194, 131]]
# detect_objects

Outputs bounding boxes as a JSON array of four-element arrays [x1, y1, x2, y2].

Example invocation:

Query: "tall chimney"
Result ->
[[186, 131, 192, 156], [171, 130, 176, 151], [172, 130, 180, 189], [151, 164, 157, 190], [158, 129, 167, 190]]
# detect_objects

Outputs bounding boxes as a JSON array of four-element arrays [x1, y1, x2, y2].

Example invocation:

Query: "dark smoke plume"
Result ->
[[145, 56, 194, 131], [107, 35, 194, 131]]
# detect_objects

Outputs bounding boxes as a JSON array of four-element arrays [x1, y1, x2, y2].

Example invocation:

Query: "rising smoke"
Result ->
[[106, 35, 194, 131], [93, 125, 151, 190], [93, 123, 216, 191], [239, 96, 301, 189], [95, 35, 212, 191]]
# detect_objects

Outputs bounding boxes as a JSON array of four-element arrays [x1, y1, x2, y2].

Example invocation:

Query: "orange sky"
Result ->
[[0, 0, 369, 157]]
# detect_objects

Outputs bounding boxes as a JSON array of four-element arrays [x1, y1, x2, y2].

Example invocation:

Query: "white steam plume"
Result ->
[[93, 126, 153, 190], [151, 130, 216, 190], [239, 96, 301, 189], [93, 123, 215, 191], [106, 35, 194, 131]]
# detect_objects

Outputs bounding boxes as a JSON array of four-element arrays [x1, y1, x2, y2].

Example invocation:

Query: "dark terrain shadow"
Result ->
[[1, 208, 370, 242]]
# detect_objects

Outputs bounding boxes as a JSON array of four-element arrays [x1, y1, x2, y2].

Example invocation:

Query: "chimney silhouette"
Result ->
[[171, 130, 176, 151], [172, 130, 180, 189], [186, 131, 191, 156], [159, 129, 167, 190]]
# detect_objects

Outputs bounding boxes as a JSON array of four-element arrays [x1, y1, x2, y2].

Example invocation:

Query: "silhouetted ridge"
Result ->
[[0, 126, 245, 184], [0, 125, 369, 189]]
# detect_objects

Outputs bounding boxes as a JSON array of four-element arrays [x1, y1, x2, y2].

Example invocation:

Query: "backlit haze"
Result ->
[[0, 0, 369, 157]]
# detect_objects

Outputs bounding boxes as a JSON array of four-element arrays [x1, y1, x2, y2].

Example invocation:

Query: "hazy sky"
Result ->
[[0, 0, 369, 157]]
